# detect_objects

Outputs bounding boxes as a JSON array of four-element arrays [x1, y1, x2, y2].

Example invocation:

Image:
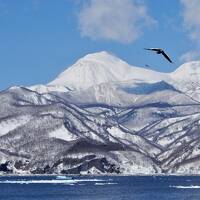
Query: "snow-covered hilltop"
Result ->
[[32, 51, 200, 103], [1, 51, 200, 175], [170, 61, 200, 101], [49, 51, 168, 90]]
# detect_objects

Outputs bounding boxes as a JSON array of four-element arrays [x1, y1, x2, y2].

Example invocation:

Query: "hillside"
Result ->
[[1, 52, 200, 174]]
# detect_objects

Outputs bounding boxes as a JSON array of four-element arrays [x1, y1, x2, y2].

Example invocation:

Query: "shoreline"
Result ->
[[1, 173, 200, 177]]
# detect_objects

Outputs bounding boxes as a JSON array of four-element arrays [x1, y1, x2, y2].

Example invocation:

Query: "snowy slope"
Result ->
[[48, 51, 168, 90], [170, 61, 200, 101], [1, 85, 200, 174], [0, 87, 163, 174], [29, 84, 70, 94], [1, 51, 200, 175], [61, 80, 194, 106], [31, 51, 200, 103], [38, 51, 200, 103]]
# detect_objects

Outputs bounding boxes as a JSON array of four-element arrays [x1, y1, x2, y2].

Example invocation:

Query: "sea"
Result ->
[[0, 175, 200, 200]]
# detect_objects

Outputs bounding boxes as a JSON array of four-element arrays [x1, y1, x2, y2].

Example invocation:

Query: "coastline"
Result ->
[[1, 173, 200, 177]]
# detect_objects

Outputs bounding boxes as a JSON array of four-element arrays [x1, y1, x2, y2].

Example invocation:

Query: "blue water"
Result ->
[[0, 175, 200, 199]]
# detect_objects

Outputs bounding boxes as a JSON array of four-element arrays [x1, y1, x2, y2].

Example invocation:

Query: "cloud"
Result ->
[[180, 0, 200, 41], [180, 1, 200, 62], [180, 50, 200, 62], [78, 0, 156, 43]]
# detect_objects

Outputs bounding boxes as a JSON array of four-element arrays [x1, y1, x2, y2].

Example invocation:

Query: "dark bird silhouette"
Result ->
[[144, 48, 173, 63], [144, 64, 151, 68]]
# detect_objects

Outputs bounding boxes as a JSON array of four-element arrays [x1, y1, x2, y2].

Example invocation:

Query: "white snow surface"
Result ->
[[170, 61, 200, 101], [2, 52, 200, 175], [29, 84, 70, 94], [171, 61, 200, 82], [48, 51, 168, 91], [30, 51, 200, 103], [49, 125, 78, 141], [0, 115, 31, 137]]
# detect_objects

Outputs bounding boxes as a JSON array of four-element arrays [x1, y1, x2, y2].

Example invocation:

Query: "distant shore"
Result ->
[[1, 173, 200, 177]]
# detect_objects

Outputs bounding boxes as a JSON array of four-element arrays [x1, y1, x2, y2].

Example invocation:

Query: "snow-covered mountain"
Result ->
[[48, 51, 168, 90], [1, 51, 200, 175], [33, 51, 200, 103], [170, 61, 200, 102]]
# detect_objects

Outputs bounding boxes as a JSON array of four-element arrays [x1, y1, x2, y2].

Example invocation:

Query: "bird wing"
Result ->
[[144, 48, 161, 52], [161, 51, 173, 63]]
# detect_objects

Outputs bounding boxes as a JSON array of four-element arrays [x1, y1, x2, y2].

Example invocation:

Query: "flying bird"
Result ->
[[144, 48, 173, 63], [144, 64, 151, 68]]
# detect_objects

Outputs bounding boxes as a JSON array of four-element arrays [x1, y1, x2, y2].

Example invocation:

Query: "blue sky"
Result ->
[[0, 0, 200, 90]]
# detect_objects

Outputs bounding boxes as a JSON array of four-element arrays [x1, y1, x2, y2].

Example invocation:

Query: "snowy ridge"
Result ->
[[170, 61, 200, 101], [34, 51, 200, 102], [48, 51, 168, 91], [1, 51, 200, 175]]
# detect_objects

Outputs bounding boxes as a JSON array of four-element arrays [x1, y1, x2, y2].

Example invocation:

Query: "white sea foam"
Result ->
[[0, 180, 75, 184], [56, 175, 70, 180], [0, 178, 105, 185], [171, 185, 200, 189], [95, 182, 117, 186]]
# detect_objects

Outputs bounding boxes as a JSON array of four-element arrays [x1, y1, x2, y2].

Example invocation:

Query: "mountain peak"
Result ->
[[171, 61, 200, 81], [48, 51, 167, 91], [83, 51, 114, 59], [48, 51, 132, 90], [81, 51, 122, 63]]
